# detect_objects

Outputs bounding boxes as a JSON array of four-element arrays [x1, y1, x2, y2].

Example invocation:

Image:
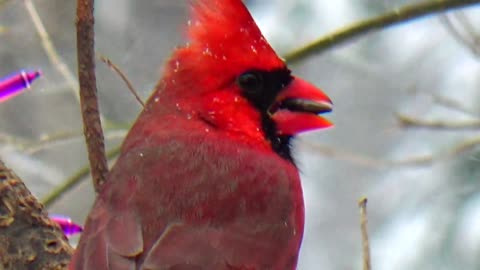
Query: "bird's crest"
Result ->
[[188, 0, 283, 69], [159, 0, 285, 95]]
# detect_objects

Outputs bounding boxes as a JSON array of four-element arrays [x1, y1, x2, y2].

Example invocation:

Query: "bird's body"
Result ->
[[71, 114, 304, 269], [70, 0, 332, 269]]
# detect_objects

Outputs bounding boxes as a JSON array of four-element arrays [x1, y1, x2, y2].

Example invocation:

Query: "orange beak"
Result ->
[[270, 76, 333, 135]]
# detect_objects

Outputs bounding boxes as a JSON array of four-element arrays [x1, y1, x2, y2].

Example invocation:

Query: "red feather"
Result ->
[[70, 1, 332, 269]]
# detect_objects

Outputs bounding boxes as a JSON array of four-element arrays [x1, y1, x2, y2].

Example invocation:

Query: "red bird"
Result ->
[[70, 0, 332, 269]]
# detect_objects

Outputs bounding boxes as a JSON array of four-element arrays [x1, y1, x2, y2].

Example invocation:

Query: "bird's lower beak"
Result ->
[[270, 76, 333, 135]]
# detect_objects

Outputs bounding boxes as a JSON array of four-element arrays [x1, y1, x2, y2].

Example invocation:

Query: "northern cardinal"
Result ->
[[70, 0, 332, 269]]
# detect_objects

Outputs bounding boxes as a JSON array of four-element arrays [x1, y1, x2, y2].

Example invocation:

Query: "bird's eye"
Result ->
[[237, 71, 264, 93]]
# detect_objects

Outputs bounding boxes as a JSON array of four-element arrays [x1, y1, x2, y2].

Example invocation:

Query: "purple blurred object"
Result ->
[[50, 214, 83, 236], [0, 70, 41, 102]]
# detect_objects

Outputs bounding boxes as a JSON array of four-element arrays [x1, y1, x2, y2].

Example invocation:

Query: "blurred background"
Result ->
[[1, 0, 480, 269]]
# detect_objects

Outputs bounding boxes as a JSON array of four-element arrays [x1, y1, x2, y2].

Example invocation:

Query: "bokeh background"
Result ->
[[1, 0, 480, 269]]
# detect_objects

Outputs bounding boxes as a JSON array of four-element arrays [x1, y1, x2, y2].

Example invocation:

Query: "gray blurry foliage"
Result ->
[[1, 0, 480, 269]]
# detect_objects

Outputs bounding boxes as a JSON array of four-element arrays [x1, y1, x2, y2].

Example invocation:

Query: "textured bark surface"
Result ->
[[76, 0, 108, 192], [0, 160, 73, 270]]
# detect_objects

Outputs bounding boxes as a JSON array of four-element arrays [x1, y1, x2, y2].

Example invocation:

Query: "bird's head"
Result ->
[[146, 0, 333, 162]]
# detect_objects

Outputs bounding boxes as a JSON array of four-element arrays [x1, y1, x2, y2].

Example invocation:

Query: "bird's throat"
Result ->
[[198, 91, 294, 163]]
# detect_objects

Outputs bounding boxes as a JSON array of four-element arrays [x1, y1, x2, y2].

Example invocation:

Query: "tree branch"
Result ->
[[397, 113, 480, 130], [0, 159, 72, 270], [24, 0, 80, 102], [42, 146, 122, 208], [99, 55, 145, 108], [76, 0, 108, 192], [284, 0, 480, 63], [358, 197, 371, 270]]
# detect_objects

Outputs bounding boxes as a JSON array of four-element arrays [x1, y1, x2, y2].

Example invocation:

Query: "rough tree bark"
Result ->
[[0, 159, 72, 270]]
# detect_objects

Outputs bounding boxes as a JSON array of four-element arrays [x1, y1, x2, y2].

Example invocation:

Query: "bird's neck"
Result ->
[[122, 93, 273, 155], [197, 90, 272, 150]]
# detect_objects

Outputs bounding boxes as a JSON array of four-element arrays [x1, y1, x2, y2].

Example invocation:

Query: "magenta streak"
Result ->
[[50, 215, 83, 236], [0, 70, 41, 102]]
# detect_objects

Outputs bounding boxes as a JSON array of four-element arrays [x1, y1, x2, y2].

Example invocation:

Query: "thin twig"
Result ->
[[453, 11, 480, 53], [300, 136, 480, 168], [454, 11, 480, 40], [397, 113, 480, 130], [42, 146, 122, 208], [24, 0, 80, 101], [25, 0, 115, 130], [1, 129, 126, 156], [0, 158, 73, 269], [299, 140, 434, 168], [447, 136, 480, 156], [440, 14, 472, 45], [25, 129, 127, 155], [439, 13, 480, 56], [98, 55, 145, 108], [76, 0, 108, 192], [430, 92, 475, 116], [284, 0, 480, 63], [0, 132, 28, 146], [358, 197, 371, 270]]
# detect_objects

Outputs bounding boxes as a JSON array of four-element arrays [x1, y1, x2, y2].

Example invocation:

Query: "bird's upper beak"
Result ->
[[270, 76, 333, 135]]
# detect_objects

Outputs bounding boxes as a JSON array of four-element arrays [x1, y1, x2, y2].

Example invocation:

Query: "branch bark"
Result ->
[[76, 0, 108, 192], [358, 197, 371, 270], [0, 159, 73, 270]]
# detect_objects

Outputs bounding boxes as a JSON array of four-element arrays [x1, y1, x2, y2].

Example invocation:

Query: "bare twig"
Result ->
[[447, 136, 480, 157], [42, 146, 122, 208], [284, 0, 480, 63], [397, 113, 480, 130], [358, 197, 371, 270], [76, 0, 108, 192], [1, 129, 126, 156], [24, 0, 80, 101], [300, 136, 480, 168], [0, 159, 73, 269], [25, 129, 127, 155], [440, 11, 480, 56], [439, 15, 477, 55], [99, 55, 145, 108], [453, 11, 480, 41], [0, 133, 28, 146], [299, 140, 434, 168], [430, 93, 475, 116]]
